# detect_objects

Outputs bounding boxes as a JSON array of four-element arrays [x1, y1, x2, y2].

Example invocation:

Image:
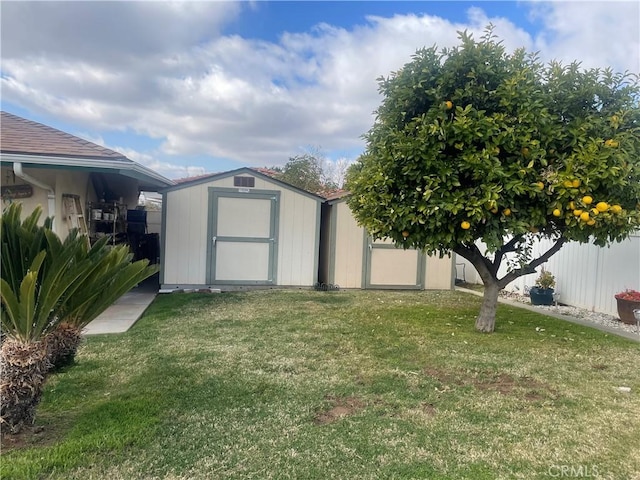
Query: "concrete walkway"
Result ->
[[456, 287, 640, 343], [84, 274, 158, 335]]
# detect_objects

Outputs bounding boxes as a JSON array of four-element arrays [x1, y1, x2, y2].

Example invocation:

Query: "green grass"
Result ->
[[2, 290, 639, 480]]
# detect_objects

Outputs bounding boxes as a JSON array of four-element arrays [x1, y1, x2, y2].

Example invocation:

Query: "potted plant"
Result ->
[[614, 289, 640, 325], [529, 269, 556, 306]]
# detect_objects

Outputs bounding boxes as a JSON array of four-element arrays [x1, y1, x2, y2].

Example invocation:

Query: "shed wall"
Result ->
[[162, 174, 320, 287], [330, 199, 453, 290], [426, 254, 455, 290], [332, 201, 365, 288]]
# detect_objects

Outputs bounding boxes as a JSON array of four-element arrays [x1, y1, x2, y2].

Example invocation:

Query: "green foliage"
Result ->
[[534, 269, 555, 289], [0, 204, 94, 343], [347, 27, 640, 255], [273, 153, 337, 193], [0, 202, 158, 341], [0, 204, 52, 295], [59, 243, 158, 328]]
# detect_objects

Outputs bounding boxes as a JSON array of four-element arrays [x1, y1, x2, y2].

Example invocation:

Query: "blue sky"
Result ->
[[1, 1, 638, 182]]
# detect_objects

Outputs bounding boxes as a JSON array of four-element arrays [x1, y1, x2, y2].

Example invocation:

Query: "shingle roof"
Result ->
[[323, 189, 349, 201], [0, 111, 130, 161]]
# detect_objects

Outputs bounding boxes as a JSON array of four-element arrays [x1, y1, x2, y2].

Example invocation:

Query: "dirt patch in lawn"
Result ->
[[1, 424, 64, 452], [314, 395, 365, 425], [424, 367, 558, 401]]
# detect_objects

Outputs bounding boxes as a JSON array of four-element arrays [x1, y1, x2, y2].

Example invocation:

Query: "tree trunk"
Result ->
[[44, 322, 84, 372], [475, 280, 500, 333], [0, 339, 50, 434]]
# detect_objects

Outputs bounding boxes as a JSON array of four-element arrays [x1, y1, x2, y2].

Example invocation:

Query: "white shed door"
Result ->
[[364, 237, 424, 289], [208, 190, 279, 284]]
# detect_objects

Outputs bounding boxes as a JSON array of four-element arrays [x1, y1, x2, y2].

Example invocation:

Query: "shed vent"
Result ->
[[234, 176, 255, 188]]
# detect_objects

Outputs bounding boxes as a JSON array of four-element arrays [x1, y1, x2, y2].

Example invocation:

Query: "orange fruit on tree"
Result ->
[[563, 180, 573, 188], [572, 179, 581, 188], [461, 221, 470, 230], [596, 202, 609, 212], [536, 182, 544, 190], [611, 204, 622, 214], [402, 230, 410, 238], [552, 209, 561, 217], [582, 195, 593, 205], [568, 201, 576, 210], [580, 212, 590, 222], [591, 208, 599, 216], [503, 208, 511, 216], [445, 100, 453, 110], [573, 209, 583, 216], [587, 219, 596, 226]]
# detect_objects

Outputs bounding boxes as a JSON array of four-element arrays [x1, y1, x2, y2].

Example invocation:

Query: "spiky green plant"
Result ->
[[0, 204, 97, 433], [45, 244, 158, 370]]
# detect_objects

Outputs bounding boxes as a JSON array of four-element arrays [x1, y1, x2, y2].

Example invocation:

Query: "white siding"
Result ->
[[162, 172, 320, 287], [457, 234, 640, 316], [426, 254, 455, 290], [277, 188, 319, 286], [332, 201, 365, 288], [330, 199, 453, 290], [163, 184, 210, 285]]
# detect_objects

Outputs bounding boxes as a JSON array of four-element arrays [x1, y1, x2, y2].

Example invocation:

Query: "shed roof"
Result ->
[[164, 167, 325, 202]]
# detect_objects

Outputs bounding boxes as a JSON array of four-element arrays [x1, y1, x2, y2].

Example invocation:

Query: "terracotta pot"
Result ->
[[615, 296, 640, 325]]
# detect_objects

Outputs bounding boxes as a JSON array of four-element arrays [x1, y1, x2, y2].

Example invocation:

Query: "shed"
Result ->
[[319, 194, 454, 290], [161, 168, 323, 290]]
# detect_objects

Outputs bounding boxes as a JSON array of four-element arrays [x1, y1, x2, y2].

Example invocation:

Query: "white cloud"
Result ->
[[1, 2, 638, 174], [529, 1, 639, 73], [73, 130, 205, 180]]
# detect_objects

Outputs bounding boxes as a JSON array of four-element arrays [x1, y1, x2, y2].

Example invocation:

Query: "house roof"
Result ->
[[1, 111, 129, 161], [164, 167, 325, 202], [322, 189, 349, 201], [0, 111, 173, 189]]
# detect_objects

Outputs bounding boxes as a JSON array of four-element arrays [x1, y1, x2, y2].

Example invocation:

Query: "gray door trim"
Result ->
[[206, 187, 280, 285], [362, 231, 425, 289]]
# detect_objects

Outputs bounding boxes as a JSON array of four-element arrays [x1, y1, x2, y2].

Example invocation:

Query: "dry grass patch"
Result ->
[[313, 395, 366, 425]]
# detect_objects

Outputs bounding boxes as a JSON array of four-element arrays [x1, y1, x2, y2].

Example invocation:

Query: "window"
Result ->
[[234, 176, 255, 188]]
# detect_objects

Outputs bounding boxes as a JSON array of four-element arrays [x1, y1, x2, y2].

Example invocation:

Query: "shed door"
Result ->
[[364, 236, 424, 289], [207, 190, 279, 285]]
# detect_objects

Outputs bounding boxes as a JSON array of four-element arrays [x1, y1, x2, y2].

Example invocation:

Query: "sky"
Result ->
[[1, 1, 639, 181]]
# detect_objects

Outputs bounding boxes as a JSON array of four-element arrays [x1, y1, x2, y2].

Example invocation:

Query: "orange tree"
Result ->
[[346, 28, 640, 332]]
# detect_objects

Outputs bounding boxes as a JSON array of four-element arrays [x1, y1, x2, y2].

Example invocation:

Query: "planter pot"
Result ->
[[615, 297, 640, 325], [530, 287, 555, 306]]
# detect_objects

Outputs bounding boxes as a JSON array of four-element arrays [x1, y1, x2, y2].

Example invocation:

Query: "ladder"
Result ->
[[62, 194, 88, 236]]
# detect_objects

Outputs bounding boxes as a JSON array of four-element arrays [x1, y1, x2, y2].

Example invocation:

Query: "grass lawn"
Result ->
[[2, 290, 639, 480]]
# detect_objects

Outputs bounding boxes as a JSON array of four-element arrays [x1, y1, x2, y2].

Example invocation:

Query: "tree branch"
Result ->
[[497, 237, 567, 288], [492, 234, 523, 275], [454, 243, 497, 285]]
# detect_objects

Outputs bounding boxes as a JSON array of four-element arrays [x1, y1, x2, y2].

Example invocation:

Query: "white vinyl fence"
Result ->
[[456, 233, 640, 317]]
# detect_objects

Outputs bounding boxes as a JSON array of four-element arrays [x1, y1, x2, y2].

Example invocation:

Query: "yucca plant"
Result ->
[[45, 244, 158, 370], [1, 204, 96, 433]]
